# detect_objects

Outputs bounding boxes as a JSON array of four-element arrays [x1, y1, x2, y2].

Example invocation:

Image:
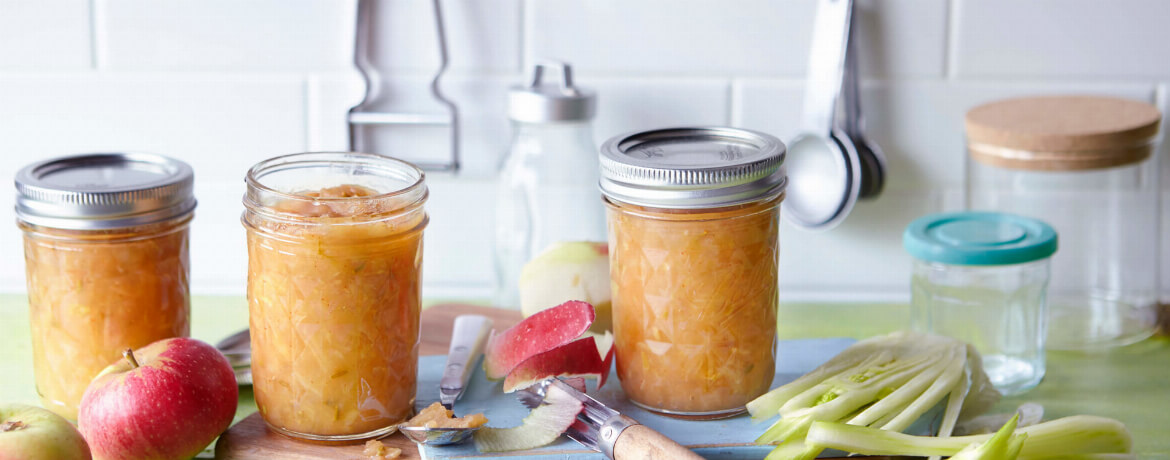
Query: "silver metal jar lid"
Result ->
[[509, 61, 596, 122], [15, 153, 196, 230], [599, 127, 787, 209]]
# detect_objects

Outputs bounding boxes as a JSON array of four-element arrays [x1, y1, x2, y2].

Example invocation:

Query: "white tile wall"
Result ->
[[1, 0, 1169, 302], [952, 0, 1170, 78], [526, 0, 947, 78]]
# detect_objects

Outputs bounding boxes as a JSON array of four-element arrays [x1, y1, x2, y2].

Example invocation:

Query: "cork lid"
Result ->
[[965, 95, 1161, 171]]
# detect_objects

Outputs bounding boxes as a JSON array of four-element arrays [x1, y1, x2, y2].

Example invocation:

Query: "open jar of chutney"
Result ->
[[16, 153, 196, 420], [242, 152, 428, 442], [600, 127, 787, 419]]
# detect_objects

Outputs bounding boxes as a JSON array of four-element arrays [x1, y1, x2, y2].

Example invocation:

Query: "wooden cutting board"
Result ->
[[215, 304, 523, 460]]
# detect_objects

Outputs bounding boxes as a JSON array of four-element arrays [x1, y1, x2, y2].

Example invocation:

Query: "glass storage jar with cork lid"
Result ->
[[965, 95, 1162, 350]]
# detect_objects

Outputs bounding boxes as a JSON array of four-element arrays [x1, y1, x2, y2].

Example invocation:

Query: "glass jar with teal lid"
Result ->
[[904, 211, 1058, 395]]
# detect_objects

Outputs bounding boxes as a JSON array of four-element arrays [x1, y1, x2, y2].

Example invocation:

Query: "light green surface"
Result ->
[[2, 297, 1168, 457]]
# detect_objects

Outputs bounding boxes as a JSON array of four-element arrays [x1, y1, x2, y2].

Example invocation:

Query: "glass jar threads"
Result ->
[[600, 127, 787, 419], [15, 153, 196, 420], [965, 95, 1162, 350], [904, 212, 1057, 395], [242, 152, 428, 442]]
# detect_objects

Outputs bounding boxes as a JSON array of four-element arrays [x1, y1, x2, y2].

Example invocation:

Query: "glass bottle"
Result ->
[[494, 61, 604, 308]]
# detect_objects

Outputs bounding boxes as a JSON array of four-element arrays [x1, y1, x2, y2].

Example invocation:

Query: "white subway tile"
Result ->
[[364, 0, 522, 74], [101, 0, 356, 71], [590, 77, 730, 142], [0, 74, 307, 185], [778, 189, 943, 300], [952, 0, 1170, 78], [735, 79, 1155, 190], [0, 0, 92, 69], [190, 181, 248, 295], [526, 0, 946, 77], [313, 74, 514, 177], [422, 176, 496, 296]]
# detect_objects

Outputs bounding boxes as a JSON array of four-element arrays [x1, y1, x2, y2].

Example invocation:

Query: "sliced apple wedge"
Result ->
[[483, 300, 595, 380], [474, 383, 584, 453]]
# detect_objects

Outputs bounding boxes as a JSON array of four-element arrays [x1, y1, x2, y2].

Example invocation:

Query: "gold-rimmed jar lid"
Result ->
[[965, 95, 1161, 171]]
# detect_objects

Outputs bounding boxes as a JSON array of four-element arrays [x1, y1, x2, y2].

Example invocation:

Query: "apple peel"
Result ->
[[484, 300, 596, 380], [473, 383, 584, 452], [503, 336, 608, 393]]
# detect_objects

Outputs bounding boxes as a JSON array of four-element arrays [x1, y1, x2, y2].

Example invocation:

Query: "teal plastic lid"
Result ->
[[903, 212, 1057, 266]]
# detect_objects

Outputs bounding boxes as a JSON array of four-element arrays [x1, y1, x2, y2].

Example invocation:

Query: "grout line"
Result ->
[[304, 75, 320, 151], [516, 0, 527, 73], [942, 0, 958, 79], [89, 0, 106, 70]]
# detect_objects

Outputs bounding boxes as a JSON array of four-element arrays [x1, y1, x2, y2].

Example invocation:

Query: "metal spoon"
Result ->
[[841, 11, 886, 199], [215, 329, 252, 386], [784, 0, 863, 231], [400, 315, 493, 446]]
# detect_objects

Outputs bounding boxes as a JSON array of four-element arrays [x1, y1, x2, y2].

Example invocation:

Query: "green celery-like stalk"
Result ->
[[805, 415, 1132, 459]]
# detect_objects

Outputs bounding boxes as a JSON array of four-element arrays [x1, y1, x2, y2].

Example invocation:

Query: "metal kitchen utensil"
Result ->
[[347, 0, 460, 172], [842, 16, 886, 199], [520, 378, 704, 460], [215, 329, 252, 386], [400, 315, 494, 446], [784, 0, 869, 230]]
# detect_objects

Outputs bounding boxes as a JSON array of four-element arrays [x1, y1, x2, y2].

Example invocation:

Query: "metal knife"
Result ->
[[520, 378, 704, 460], [439, 315, 493, 409]]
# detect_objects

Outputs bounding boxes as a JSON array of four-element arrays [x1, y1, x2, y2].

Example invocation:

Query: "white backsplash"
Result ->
[[0, 0, 1167, 302]]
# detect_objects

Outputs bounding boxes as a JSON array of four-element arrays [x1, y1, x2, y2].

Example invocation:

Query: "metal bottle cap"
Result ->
[[508, 61, 596, 122], [15, 152, 196, 230], [599, 127, 787, 209]]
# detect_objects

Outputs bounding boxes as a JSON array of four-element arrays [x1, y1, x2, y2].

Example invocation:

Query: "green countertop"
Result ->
[[2, 296, 1168, 458]]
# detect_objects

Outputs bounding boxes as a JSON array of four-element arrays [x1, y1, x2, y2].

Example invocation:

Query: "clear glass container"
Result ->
[[494, 61, 604, 308], [600, 127, 787, 419], [15, 153, 195, 420], [965, 95, 1161, 350], [905, 212, 1057, 395], [242, 152, 427, 442]]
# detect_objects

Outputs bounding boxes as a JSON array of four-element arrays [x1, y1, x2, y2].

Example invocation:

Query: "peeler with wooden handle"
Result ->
[[519, 378, 703, 460]]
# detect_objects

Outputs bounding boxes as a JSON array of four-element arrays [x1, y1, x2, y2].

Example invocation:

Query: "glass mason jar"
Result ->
[[242, 152, 428, 442], [905, 212, 1057, 395], [965, 95, 1161, 350], [15, 153, 195, 420], [600, 127, 787, 419]]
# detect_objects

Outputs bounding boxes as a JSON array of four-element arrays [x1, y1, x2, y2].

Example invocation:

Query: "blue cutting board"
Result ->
[[414, 337, 887, 460]]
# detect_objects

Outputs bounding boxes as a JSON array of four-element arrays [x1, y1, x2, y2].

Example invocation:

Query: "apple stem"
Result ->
[[1, 420, 26, 432], [123, 348, 140, 369]]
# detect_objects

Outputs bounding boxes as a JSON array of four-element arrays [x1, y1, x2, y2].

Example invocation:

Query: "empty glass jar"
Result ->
[[965, 95, 1161, 350], [905, 212, 1058, 395]]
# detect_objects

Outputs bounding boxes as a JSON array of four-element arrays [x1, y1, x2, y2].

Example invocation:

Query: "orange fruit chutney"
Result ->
[[22, 218, 191, 420], [606, 195, 781, 416], [245, 184, 426, 439]]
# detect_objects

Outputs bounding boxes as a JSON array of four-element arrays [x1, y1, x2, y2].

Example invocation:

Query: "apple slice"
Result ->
[[595, 331, 615, 388], [473, 382, 584, 453], [484, 300, 596, 380], [503, 336, 605, 393]]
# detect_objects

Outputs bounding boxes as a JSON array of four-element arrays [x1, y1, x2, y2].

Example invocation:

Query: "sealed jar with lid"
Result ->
[[965, 95, 1161, 350], [242, 152, 427, 442], [905, 212, 1057, 395], [15, 153, 196, 420], [600, 127, 786, 419]]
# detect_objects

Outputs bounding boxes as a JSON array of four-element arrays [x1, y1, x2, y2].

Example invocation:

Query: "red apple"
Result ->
[[78, 338, 237, 460], [484, 300, 596, 379], [0, 403, 90, 460]]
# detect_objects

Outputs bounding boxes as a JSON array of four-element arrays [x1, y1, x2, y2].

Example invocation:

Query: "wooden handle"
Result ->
[[613, 424, 705, 460]]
